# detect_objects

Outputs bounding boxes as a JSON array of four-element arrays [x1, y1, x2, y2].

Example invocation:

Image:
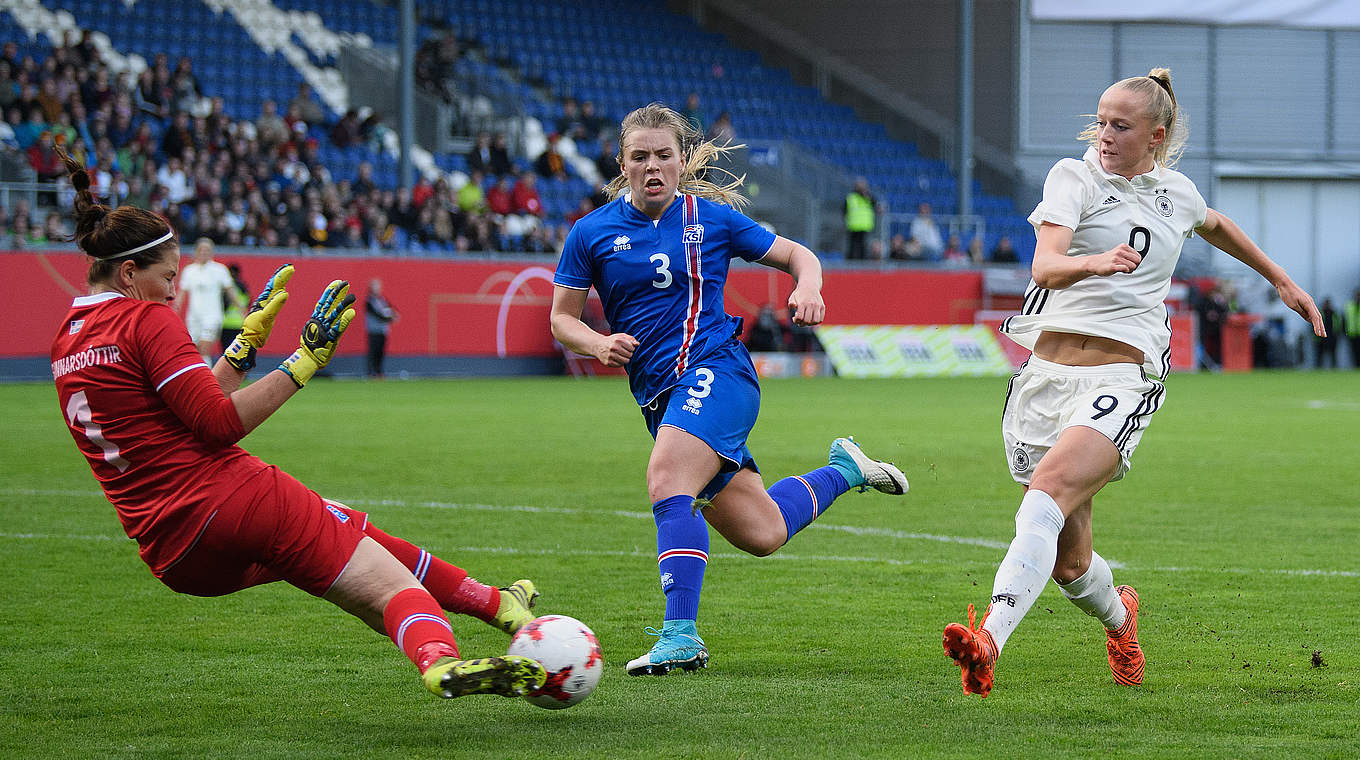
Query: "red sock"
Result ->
[[362, 523, 501, 622], [382, 587, 459, 673]]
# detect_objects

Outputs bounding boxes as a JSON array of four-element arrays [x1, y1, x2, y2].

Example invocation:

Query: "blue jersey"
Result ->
[[554, 193, 777, 405]]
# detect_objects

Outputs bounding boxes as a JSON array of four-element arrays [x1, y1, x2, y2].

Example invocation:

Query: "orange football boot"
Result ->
[[1106, 585, 1144, 685], [943, 603, 999, 697]]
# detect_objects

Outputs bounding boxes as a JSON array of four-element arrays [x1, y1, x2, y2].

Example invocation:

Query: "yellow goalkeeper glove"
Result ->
[[223, 263, 293, 372], [278, 279, 356, 388]]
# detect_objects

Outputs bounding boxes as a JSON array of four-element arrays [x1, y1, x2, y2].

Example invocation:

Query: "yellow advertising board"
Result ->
[[814, 325, 1014, 377]]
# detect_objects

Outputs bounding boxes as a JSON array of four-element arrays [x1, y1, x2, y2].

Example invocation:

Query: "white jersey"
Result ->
[[178, 260, 233, 320], [1002, 147, 1207, 378]]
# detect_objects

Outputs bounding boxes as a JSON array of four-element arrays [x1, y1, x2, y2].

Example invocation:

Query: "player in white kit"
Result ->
[[942, 68, 1326, 697], [177, 238, 236, 361]]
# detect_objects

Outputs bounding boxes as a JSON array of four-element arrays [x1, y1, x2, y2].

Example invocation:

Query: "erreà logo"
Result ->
[[68, 319, 84, 335], [613, 235, 631, 251], [683, 224, 704, 244]]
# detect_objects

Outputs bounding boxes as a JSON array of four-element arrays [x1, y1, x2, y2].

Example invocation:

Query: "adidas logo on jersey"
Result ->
[[613, 235, 632, 251], [1102, 196, 1121, 205]]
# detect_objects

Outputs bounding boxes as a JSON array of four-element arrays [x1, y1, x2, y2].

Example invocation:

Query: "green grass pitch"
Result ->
[[1, 372, 1356, 759]]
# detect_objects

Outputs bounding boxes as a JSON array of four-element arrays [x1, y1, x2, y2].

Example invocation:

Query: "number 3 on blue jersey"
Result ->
[[650, 252, 672, 289]]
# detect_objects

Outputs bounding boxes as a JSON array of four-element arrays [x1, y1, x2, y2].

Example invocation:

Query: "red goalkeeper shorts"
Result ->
[[155, 464, 369, 597]]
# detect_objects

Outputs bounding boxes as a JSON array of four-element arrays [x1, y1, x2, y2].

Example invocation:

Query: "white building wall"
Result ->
[[1018, 13, 1360, 297]]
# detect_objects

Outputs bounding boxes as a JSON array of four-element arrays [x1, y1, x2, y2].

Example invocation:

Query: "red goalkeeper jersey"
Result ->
[[51, 292, 268, 572]]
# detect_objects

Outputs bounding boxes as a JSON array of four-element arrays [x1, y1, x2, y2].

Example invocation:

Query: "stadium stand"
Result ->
[[1, 0, 1033, 261]]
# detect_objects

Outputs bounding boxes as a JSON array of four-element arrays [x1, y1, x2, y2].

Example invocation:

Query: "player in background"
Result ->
[[364, 277, 399, 378], [49, 145, 546, 701], [219, 262, 249, 355], [942, 69, 1325, 697], [550, 103, 909, 677], [176, 238, 235, 363]]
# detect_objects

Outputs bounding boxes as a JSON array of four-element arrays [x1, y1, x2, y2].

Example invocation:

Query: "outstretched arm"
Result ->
[[226, 371, 300, 434], [550, 285, 637, 366], [230, 278, 357, 433], [757, 235, 825, 326], [1196, 209, 1326, 337]]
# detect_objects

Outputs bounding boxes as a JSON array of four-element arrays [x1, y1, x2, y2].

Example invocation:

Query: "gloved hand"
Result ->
[[223, 263, 293, 372], [278, 279, 356, 388]]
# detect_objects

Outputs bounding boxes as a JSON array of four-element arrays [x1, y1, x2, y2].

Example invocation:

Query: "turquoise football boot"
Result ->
[[828, 436, 909, 494], [625, 620, 709, 676]]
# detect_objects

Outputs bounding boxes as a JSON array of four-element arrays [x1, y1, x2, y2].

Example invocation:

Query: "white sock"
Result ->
[[983, 489, 1065, 654], [1058, 551, 1127, 631]]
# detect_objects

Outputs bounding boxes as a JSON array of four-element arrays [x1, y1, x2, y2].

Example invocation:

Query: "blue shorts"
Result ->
[[642, 340, 761, 500]]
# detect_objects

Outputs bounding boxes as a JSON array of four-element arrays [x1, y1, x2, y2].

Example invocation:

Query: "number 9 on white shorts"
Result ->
[[1001, 356, 1166, 485]]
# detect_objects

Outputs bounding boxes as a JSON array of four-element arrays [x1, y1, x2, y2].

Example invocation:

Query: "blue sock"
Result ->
[[653, 494, 708, 622], [768, 466, 851, 542]]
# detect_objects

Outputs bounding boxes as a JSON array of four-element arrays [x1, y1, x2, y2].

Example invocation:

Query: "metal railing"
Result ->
[[0, 180, 69, 214], [339, 45, 530, 158], [877, 211, 987, 257], [722, 138, 853, 251], [340, 45, 457, 155]]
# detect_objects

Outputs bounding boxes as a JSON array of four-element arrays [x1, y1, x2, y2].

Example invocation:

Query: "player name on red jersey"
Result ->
[[52, 345, 123, 380]]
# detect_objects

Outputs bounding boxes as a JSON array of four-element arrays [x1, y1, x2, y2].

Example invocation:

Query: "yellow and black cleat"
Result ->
[[421, 655, 547, 699], [493, 579, 540, 634]]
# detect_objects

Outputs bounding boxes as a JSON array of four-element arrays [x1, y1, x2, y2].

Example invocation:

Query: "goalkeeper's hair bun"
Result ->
[[66, 161, 92, 193], [55, 140, 176, 286]]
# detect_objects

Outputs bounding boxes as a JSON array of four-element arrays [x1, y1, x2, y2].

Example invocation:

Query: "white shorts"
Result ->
[[185, 312, 224, 343], [1001, 355, 1166, 485]]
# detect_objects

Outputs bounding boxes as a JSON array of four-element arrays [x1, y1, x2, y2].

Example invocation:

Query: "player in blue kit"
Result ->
[[550, 103, 910, 676]]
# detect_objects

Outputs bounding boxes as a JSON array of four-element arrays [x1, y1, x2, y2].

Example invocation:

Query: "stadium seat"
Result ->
[[11, 0, 1034, 257]]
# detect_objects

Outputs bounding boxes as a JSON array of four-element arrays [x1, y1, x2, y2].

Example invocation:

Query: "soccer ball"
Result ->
[[506, 615, 603, 709]]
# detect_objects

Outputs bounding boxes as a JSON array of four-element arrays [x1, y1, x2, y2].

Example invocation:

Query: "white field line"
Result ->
[[4, 489, 1356, 578], [351, 496, 1013, 550], [1305, 399, 1360, 411]]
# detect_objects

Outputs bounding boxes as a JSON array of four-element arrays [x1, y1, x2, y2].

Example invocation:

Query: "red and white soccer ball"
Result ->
[[507, 614, 603, 709]]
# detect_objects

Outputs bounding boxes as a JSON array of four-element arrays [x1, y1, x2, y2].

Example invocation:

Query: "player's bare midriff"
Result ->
[[1033, 330, 1143, 367]]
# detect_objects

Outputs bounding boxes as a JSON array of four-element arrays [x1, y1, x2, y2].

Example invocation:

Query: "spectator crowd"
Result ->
[[3, 29, 1034, 265], [0, 30, 590, 255]]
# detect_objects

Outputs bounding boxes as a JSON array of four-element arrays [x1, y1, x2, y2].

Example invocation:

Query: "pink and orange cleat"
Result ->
[[1106, 585, 1144, 686], [943, 603, 999, 698]]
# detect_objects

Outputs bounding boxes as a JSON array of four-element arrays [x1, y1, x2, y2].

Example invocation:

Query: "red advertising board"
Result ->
[[1, 250, 986, 359]]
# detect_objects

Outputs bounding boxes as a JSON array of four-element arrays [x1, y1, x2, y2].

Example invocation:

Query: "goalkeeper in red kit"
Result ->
[[48, 144, 546, 700]]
